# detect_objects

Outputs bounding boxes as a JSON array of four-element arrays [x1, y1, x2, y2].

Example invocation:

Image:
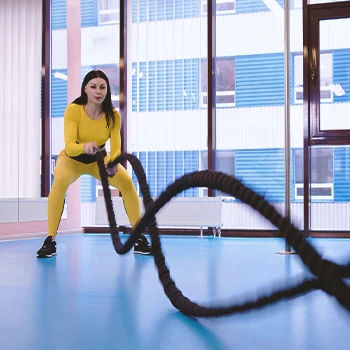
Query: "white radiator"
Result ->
[[0, 199, 19, 222], [95, 197, 224, 236], [0, 198, 67, 223]]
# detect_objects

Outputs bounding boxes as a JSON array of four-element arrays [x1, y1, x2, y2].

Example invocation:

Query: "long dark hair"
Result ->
[[72, 70, 116, 129]]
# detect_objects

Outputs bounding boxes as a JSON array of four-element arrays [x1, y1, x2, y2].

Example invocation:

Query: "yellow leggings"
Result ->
[[48, 151, 140, 236]]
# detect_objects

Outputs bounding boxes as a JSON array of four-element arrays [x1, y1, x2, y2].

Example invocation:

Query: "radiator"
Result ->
[[95, 197, 224, 236], [0, 198, 67, 223], [0, 199, 19, 222]]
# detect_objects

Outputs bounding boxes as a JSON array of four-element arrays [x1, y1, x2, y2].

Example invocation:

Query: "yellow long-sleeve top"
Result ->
[[64, 103, 121, 162]]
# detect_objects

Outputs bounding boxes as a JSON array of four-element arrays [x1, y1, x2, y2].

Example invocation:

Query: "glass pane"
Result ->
[[311, 15, 350, 232], [215, 0, 305, 230], [310, 145, 350, 231], [130, 0, 207, 199], [319, 18, 350, 130]]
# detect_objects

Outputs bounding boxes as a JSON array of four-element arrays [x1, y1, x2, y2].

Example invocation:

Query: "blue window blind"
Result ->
[[276, 0, 284, 8], [149, 61, 156, 111], [183, 151, 193, 196], [236, 0, 284, 13], [133, 59, 199, 112], [52, 0, 66, 30], [81, 66, 94, 80], [334, 147, 350, 202], [132, 62, 138, 112], [81, 175, 96, 202], [236, 0, 269, 13], [191, 59, 199, 109], [191, 151, 199, 197], [138, 152, 147, 197], [157, 61, 165, 111], [166, 0, 175, 20], [133, 0, 199, 22], [157, 0, 165, 20], [165, 151, 175, 189], [236, 53, 284, 107], [139, 62, 147, 112], [184, 59, 192, 110], [132, 151, 200, 197], [235, 149, 285, 202], [139, 0, 147, 22], [81, 0, 98, 27], [333, 49, 350, 103], [149, 0, 156, 21], [175, 0, 183, 19], [184, 0, 192, 18], [175, 60, 184, 110], [51, 69, 67, 118], [148, 152, 156, 197], [132, 0, 138, 22], [52, 0, 97, 29], [166, 60, 174, 110], [184, 59, 199, 110], [175, 151, 184, 197], [156, 151, 166, 196]]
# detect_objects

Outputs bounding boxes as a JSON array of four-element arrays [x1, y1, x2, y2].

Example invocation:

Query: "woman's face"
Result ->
[[84, 77, 108, 105]]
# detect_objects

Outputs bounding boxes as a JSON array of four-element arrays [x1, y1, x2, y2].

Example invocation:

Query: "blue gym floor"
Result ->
[[0, 234, 349, 350]]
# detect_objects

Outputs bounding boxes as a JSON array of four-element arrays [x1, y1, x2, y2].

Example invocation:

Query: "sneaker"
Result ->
[[37, 236, 57, 258], [134, 235, 152, 255]]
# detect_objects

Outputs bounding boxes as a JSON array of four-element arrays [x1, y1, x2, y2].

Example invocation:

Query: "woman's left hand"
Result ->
[[106, 164, 118, 177]]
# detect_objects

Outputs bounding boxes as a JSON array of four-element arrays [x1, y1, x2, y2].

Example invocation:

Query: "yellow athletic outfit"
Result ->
[[48, 103, 140, 236]]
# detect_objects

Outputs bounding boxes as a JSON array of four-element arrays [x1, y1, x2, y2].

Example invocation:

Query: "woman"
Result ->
[[37, 70, 152, 257]]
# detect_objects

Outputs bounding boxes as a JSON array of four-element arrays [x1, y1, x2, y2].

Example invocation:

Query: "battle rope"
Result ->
[[95, 151, 350, 317]]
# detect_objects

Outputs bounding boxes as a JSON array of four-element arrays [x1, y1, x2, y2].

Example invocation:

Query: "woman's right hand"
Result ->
[[83, 142, 98, 155]]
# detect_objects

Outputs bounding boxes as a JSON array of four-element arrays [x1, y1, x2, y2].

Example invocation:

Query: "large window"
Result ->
[[130, 0, 207, 198]]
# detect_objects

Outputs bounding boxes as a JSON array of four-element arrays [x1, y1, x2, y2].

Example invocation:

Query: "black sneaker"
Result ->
[[37, 236, 57, 258], [134, 235, 152, 255]]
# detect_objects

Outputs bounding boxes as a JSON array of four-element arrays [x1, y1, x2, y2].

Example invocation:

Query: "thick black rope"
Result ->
[[96, 151, 350, 317]]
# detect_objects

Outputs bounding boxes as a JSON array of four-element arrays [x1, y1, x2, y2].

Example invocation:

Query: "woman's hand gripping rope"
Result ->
[[93, 146, 118, 177]]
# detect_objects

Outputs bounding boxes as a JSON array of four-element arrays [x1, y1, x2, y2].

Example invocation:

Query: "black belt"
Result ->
[[68, 144, 107, 164]]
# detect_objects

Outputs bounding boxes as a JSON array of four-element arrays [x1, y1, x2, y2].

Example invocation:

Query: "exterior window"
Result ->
[[201, 57, 236, 108], [294, 148, 334, 200], [99, 0, 119, 25], [294, 52, 333, 104], [201, 0, 236, 15]]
